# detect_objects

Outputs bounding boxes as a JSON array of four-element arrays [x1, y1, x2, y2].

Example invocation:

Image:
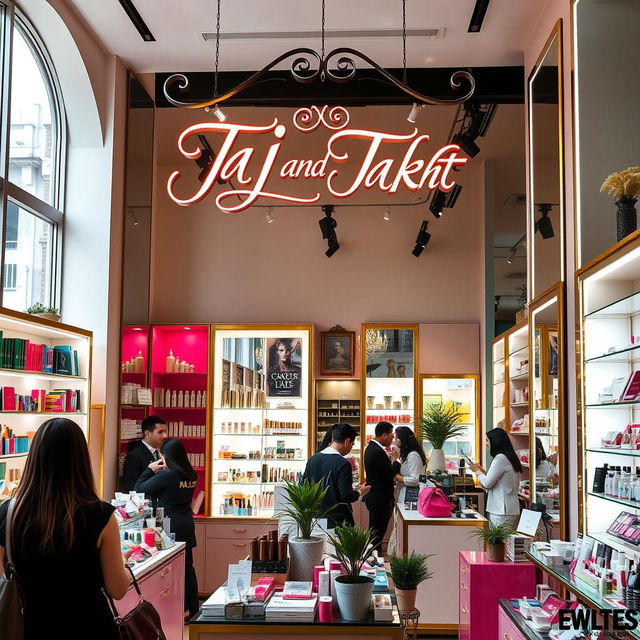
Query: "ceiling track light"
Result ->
[[384, 206, 391, 221], [506, 248, 516, 264], [265, 207, 274, 224], [319, 204, 339, 257], [412, 220, 431, 257], [205, 105, 227, 122], [429, 184, 463, 218], [407, 103, 426, 124], [452, 131, 480, 158], [536, 203, 555, 239]]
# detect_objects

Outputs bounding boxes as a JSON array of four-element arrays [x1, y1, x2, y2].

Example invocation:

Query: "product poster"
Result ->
[[266, 338, 303, 397]]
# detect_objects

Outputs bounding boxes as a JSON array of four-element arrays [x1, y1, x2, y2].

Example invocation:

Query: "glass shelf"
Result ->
[[585, 289, 640, 319], [510, 373, 529, 381], [510, 402, 529, 408], [586, 401, 640, 409], [494, 357, 505, 364], [587, 448, 640, 457], [0, 367, 87, 382], [509, 345, 528, 358], [585, 344, 640, 364], [587, 491, 640, 509]]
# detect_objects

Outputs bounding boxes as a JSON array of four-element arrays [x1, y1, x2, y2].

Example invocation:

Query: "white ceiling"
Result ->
[[66, 0, 545, 73]]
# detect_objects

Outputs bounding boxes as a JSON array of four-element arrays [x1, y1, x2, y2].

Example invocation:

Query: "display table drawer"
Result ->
[[498, 605, 528, 640], [204, 537, 253, 592], [206, 522, 276, 540], [141, 552, 185, 600], [149, 577, 184, 640]]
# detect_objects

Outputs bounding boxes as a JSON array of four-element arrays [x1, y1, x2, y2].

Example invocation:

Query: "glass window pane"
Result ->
[[3, 201, 54, 312], [9, 25, 57, 205]]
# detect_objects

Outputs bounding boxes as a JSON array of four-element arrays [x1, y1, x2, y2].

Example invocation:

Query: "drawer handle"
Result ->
[[461, 605, 468, 614], [504, 634, 511, 640], [232, 528, 248, 533], [161, 568, 171, 578], [460, 582, 467, 590], [233, 542, 247, 548], [461, 566, 467, 573], [160, 589, 170, 599]]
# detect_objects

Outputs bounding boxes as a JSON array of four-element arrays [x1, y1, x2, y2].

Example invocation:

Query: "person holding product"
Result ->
[[302, 423, 369, 528], [134, 437, 199, 618], [468, 427, 522, 528], [363, 421, 401, 554], [0, 418, 131, 639], [122, 414, 168, 492], [387, 426, 429, 555]]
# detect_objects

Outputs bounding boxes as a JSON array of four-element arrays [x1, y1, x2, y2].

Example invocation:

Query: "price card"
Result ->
[[516, 509, 542, 538]]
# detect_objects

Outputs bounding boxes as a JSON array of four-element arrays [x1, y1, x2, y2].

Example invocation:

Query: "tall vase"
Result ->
[[428, 448, 445, 471], [616, 197, 638, 242]]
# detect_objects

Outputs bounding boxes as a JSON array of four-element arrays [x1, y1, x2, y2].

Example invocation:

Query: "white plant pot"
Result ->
[[428, 448, 446, 471], [288, 536, 324, 581], [333, 576, 374, 621]]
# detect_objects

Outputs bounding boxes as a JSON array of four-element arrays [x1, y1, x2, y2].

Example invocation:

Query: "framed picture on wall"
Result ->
[[266, 337, 303, 398], [321, 326, 355, 376]]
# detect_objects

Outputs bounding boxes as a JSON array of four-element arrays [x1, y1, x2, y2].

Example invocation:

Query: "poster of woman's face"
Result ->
[[266, 337, 303, 398], [321, 331, 355, 376]]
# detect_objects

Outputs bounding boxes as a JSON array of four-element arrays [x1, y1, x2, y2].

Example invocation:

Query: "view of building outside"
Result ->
[[4, 25, 57, 311]]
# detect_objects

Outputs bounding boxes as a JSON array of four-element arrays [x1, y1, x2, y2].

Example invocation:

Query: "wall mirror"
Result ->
[[122, 75, 154, 324], [528, 21, 564, 299], [529, 285, 565, 536]]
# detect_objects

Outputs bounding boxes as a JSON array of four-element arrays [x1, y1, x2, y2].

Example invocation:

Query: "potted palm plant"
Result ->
[[389, 551, 434, 613], [274, 478, 335, 581], [327, 523, 377, 622], [419, 401, 466, 471], [469, 523, 515, 562]]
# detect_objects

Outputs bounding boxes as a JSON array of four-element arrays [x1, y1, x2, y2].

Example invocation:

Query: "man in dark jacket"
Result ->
[[363, 421, 400, 554], [122, 415, 168, 491], [302, 423, 369, 528]]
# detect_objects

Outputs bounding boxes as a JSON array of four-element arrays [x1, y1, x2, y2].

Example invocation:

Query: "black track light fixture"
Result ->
[[429, 185, 463, 218], [319, 204, 339, 257], [452, 131, 480, 158], [412, 220, 431, 257], [536, 203, 554, 239], [195, 135, 228, 185]]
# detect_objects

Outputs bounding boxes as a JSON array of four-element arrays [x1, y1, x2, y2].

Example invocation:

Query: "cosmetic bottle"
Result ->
[[190, 390, 196, 408], [177, 390, 184, 408], [612, 467, 621, 497], [135, 350, 144, 373], [593, 463, 609, 493], [164, 389, 171, 407], [202, 391, 207, 407], [171, 390, 177, 407], [166, 350, 176, 373], [173, 357, 181, 373], [196, 390, 202, 407]]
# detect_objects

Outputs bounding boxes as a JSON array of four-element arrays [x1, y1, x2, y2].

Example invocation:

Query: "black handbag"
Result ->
[[0, 499, 25, 639], [104, 565, 167, 640]]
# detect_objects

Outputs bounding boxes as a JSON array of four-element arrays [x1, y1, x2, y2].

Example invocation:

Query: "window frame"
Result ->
[[0, 1, 66, 312]]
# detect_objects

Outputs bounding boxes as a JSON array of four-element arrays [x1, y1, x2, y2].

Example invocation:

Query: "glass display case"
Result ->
[[420, 374, 480, 473], [579, 237, 640, 549], [361, 324, 418, 450], [211, 325, 312, 519], [529, 286, 563, 529], [492, 336, 507, 430]]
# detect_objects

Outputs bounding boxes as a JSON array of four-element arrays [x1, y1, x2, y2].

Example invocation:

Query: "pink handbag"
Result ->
[[417, 486, 454, 517]]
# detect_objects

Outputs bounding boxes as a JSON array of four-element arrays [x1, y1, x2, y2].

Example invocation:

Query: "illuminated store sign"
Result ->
[[167, 105, 468, 213]]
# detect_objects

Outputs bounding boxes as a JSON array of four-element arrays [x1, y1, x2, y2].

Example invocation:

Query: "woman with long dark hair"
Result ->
[[535, 437, 558, 482], [0, 418, 131, 639], [469, 428, 522, 528], [135, 437, 199, 618]]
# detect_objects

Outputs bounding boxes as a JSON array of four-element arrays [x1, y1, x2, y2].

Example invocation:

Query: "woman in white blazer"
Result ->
[[469, 428, 522, 528]]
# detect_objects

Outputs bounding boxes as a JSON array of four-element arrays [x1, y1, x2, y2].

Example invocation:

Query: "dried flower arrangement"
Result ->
[[600, 166, 640, 202]]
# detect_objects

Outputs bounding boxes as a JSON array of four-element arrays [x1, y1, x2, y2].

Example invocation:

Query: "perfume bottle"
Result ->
[[166, 350, 176, 373]]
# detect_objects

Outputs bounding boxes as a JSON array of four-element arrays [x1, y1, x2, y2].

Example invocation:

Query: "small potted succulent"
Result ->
[[600, 166, 640, 242], [469, 523, 515, 562], [389, 551, 434, 613], [420, 401, 466, 471], [274, 478, 335, 581], [26, 303, 61, 322], [327, 523, 377, 622]]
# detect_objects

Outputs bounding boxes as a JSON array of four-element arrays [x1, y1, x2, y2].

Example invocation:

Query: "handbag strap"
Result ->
[[104, 563, 144, 621], [5, 498, 15, 566]]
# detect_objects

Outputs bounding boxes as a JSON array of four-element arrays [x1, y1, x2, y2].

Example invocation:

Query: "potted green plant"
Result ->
[[26, 303, 61, 322], [389, 551, 434, 613], [274, 478, 335, 581], [469, 523, 515, 562], [327, 523, 377, 621], [600, 166, 640, 241], [419, 401, 466, 471]]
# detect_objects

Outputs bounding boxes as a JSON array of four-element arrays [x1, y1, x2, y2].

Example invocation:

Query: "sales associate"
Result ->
[[134, 438, 199, 619], [122, 415, 168, 492], [303, 423, 369, 527]]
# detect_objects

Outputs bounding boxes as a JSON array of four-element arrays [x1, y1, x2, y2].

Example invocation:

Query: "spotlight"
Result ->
[[536, 203, 554, 239], [412, 220, 431, 257], [265, 207, 274, 224], [452, 132, 480, 158], [506, 248, 515, 264], [429, 185, 462, 218], [194, 135, 227, 185], [384, 206, 391, 222], [205, 104, 227, 122], [407, 103, 425, 124], [319, 204, 339, 257]]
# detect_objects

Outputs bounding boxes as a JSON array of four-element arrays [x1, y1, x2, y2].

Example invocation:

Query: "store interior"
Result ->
[[2, 1, 640, 639]]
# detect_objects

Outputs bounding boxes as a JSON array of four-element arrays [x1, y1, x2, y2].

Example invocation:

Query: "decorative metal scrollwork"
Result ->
[[163, 47, 475, 110]]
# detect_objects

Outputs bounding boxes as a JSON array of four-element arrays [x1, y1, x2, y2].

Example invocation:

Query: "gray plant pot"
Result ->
[[288, 536, 324, 581], [333, 575, 374, 621]]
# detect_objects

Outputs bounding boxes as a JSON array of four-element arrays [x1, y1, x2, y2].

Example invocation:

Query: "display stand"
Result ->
[[0, 307, 91, 500]]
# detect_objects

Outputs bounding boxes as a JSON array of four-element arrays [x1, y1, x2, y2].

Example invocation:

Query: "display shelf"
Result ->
[[586, 448, 640, 457], [509, 345, 528, 358], [587, 491, 640, 510], [585, 289, 640, 319], [585, 400, 640, 408], [585, 344, 640, 363], [509, 373, 529, 381], [510, 402, 529, 408], [0, 452, 28, 459]]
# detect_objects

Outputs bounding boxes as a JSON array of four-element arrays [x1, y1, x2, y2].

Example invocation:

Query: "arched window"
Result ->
[[1, 9, 65, 312]]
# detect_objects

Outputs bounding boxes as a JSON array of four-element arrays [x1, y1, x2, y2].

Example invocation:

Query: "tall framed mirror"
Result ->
[[528, 20, 564, 299], [529, 284, 565, 537]]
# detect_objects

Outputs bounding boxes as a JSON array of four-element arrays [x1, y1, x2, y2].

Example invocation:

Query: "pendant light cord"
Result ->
[[321, 0, 326, 80], [214, 0, 221, 99], [402, 0, 407, 85]]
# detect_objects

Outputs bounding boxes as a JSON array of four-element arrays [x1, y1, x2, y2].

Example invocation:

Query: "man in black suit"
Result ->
[[122, 415, 168, 491], [302, 423, 370, 528], [363, 421, 400, 554]]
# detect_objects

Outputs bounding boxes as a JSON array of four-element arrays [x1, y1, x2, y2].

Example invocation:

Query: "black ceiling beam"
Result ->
[[468, 0, 491, 33], [155, 66, 524, 109]]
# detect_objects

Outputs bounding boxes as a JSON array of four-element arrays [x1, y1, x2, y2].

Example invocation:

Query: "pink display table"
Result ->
[[459, 550, 536, 640]]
